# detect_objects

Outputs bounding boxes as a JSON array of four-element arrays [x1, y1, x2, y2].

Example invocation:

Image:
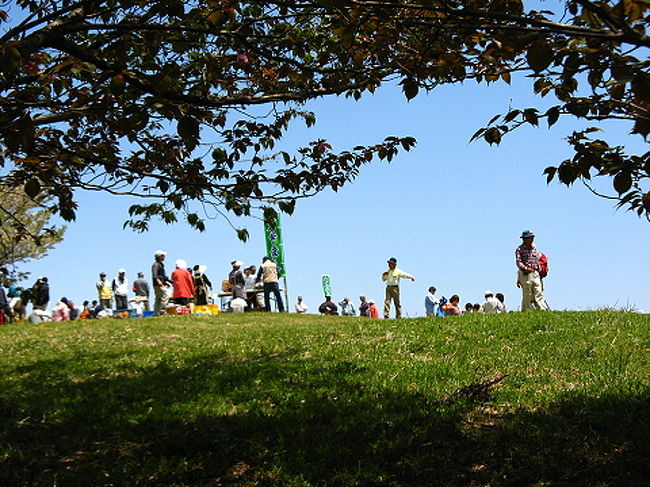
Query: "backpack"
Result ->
[[538, 253, 549, 278]]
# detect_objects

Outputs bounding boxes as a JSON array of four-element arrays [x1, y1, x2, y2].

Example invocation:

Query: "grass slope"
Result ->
[[0, 311, 648, 486]]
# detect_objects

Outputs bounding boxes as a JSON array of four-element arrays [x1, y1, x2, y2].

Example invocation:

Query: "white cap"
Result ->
[[368, 299, 375, 304], [233, 260, 243, 267], [118, 268, 126, 274], [484, 290, 493, 296], [175, 259, 187, 269], [154, 250, 167, 257]]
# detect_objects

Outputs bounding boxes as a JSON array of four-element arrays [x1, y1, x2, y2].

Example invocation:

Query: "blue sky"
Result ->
[[18, 73, 650, 316]]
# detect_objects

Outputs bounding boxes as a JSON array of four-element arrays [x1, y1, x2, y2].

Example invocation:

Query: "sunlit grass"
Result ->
[[0, 311, 648, 486]]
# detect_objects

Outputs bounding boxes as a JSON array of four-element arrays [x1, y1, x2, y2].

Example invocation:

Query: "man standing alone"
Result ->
[[381, 257, 415, 319], [152, 250, 170, 315], [515, 230, 548, 311]]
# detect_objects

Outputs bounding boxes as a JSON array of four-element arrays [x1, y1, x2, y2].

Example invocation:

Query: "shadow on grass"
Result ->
[[1, 351, 648, 486]]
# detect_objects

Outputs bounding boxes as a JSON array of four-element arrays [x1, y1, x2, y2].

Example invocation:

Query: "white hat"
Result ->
[[484, 290, 493, 296], [154, 250, 167, 257], [233, 260, 243, 267], [368, 299, 375, 304], [175, 259, 187, 269], [118, 268, 126, 274]]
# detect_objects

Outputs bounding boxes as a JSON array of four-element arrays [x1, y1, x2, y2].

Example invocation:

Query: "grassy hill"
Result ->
[[0, 311, 648, 486]]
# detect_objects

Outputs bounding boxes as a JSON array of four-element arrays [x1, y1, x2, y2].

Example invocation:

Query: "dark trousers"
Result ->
[[115, 295, 128, 310], [263, 282, 285, 312]]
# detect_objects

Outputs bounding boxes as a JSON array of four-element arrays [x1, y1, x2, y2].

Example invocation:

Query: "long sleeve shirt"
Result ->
[[382, 267, 414, 286], [515, 243, 540, 272], [425, 293, 439, 314]]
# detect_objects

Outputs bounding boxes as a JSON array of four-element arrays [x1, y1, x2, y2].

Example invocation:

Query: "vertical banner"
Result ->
[[264, 212, 286, 277], [321, 275, 332, 297]]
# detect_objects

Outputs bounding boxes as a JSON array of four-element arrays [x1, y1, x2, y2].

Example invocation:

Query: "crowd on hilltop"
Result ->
[[0, 230, 550, 324], [0, 250, 288, 324]]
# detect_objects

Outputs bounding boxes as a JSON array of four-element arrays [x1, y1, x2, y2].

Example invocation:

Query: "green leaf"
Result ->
[[546, 106, 560, 127], [526, 41, 554, 73], [236, 228, 249, 242], [401, 78, 419, 101], [613, 172, 632, 194], [24, 179, 40, 198], [278, 200, 296, 215]]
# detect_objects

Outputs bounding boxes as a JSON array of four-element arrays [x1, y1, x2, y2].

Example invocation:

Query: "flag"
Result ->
[[264, 212, 286, 277], [321, 275, 332, 297]]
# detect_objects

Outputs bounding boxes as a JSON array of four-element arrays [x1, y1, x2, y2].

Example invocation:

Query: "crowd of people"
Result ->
[[0, 250, 288, 324], [311, 230, 549, 318], [0, 230, 549, 324]]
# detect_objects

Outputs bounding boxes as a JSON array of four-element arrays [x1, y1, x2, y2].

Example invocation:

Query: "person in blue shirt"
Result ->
[[425, 286, 440, 317]]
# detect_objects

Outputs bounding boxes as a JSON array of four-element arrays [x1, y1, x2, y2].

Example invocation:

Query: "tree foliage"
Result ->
[[0, 0, 647, 231], [0, 184, 65, 279]]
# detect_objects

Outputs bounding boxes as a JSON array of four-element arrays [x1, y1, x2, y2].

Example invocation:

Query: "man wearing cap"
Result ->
[[152, 250, 170, 315], [96, 272, 112, 309], [112, 269, 129, 310], [480, 290, 505, 314], [381, 257, 415, 319], [515, 230, 548, 311], [132, 271, 151, 311]]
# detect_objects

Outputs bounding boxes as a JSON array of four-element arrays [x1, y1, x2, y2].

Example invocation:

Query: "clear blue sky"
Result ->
[[19, 77, 650, 316]]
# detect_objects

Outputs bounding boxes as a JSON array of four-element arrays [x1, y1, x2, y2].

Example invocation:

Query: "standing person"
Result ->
[[96, 272, 112, 309], [358, 295, 370, 317], [33, 276, 50, 310], [171, 259, 195, 306], [0, 282, 13, 325], [295, 296, 308, 313], [229, 261, 246, 300], [381, 257, 415, 319], [515, 230, 549, 311], [193, 265, 212, 305], [112, 269, 129, 310], [425, 286, 440, 317], [339, 297, 356, 316], [480, 290, 506, 314], [132, 272, 151, 311], [152, 250, 170, 315], [258, 257, 285, 312], [367, 299, 380, 318]]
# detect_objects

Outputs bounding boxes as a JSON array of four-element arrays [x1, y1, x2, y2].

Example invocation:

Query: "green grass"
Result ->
[[0, 311, 648, 486]]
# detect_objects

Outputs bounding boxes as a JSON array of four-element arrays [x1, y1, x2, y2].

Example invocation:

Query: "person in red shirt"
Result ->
[[171, 259, 195, 306], [368, 299, 380, 318]]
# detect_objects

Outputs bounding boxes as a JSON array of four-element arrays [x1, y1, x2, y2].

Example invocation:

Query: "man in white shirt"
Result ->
[[480, 290, 506, 314], [381, 257, 415, 319]]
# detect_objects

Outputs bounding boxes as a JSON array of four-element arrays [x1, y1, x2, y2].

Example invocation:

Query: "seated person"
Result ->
[[318, 296, 338, 315], [441, 294, 461, 316]]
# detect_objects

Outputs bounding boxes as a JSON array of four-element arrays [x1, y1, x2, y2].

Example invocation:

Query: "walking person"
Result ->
[[515, 230, 549, 311], [381, 257, 415, 319], [152, 250, 170, 316]]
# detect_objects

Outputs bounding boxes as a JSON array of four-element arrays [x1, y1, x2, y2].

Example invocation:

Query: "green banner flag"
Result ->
[[264, 212, 286, 277], [321, 275, 332, 297]]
